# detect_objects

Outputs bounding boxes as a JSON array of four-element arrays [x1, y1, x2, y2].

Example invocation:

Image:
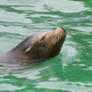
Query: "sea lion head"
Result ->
[[22, 27, 66, 61], [12, 27, 66, 62]]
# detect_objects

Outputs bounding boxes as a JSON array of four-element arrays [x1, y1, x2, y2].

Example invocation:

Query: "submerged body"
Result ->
[[0, 28, 66, 64]]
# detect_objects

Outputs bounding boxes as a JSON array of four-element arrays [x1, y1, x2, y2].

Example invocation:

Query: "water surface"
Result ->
[[0, 0, 92, 92]]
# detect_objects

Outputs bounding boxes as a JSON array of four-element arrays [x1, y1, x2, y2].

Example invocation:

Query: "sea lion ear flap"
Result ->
[[24, 46, 32, 53]]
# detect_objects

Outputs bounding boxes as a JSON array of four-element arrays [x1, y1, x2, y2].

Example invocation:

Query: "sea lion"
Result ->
[[0, 27, 66, 64]]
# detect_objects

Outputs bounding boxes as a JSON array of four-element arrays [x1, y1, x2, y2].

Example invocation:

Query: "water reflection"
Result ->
[[36, 81, 92, 92], [0, 84, 25, 91], [73, 0, 92, 9], [0, 56, 64, 91]]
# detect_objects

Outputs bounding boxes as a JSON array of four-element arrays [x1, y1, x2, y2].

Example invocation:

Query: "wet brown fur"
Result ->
[[0, 28, 66, 64]]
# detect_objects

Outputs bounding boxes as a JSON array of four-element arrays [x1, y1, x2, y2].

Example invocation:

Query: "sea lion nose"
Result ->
[[60, 27, 66, 33], [54, 27, 66, 35]]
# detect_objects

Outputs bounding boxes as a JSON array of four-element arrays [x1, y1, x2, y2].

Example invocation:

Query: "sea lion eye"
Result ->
[[40, 35, 45, 41]]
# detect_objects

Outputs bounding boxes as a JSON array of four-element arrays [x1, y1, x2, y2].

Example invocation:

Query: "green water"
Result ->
[[0, 0, 92, 92]]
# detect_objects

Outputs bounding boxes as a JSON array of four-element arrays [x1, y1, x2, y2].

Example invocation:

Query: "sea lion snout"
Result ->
[[56, 27, 66, 33], [54, 27, 66, 38]]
